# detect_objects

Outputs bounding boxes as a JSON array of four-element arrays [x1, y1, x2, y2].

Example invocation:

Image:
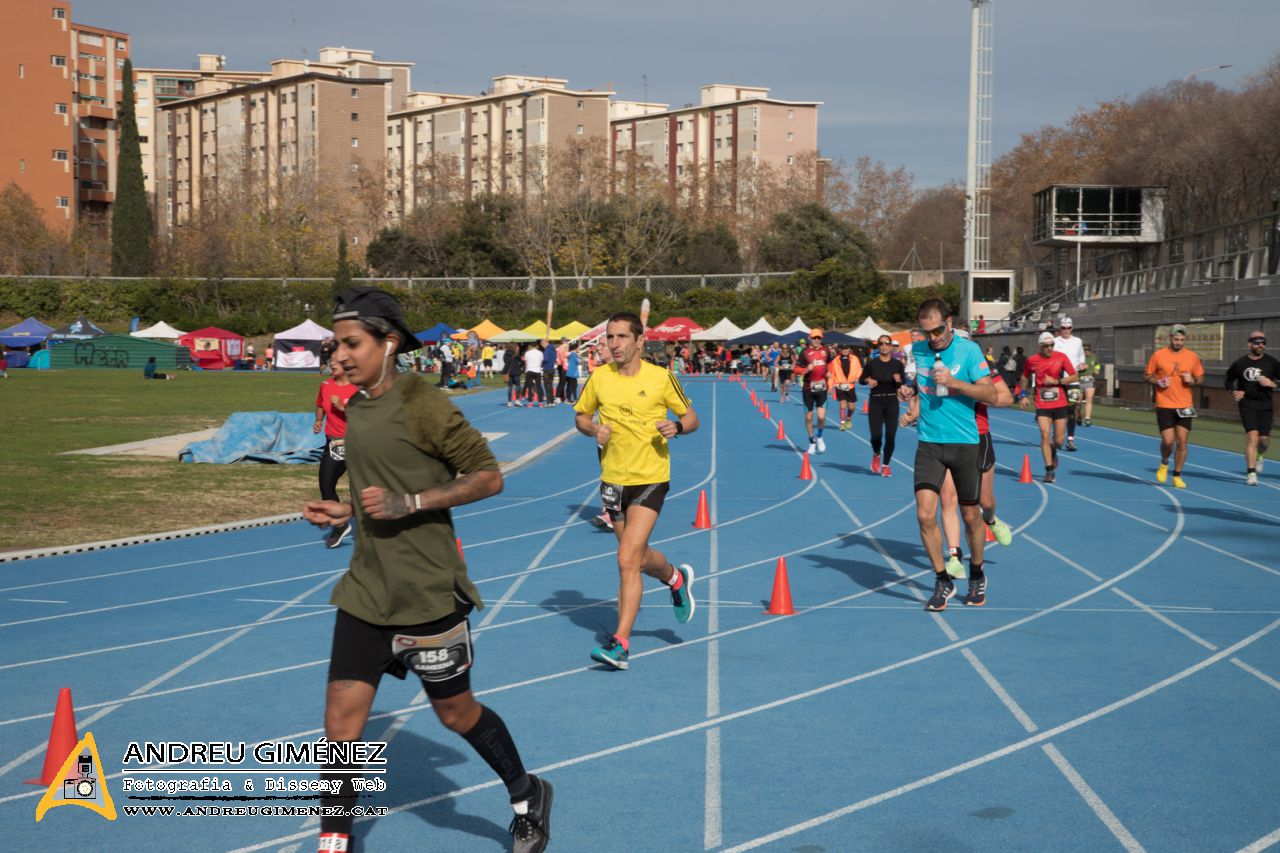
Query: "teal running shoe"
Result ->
[[671, 564, 696, 624], [988, 517, 1013, 547], [590, 635, 629, 670], [944, 554, 966, 579]]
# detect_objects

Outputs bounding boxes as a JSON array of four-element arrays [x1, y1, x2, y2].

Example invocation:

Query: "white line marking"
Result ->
[[6, 598, 66, 604], [1231, 659, 1280, 692], [1041, 743, 1146, 852], [705, 385, 722, 850], [719, 617, 1280, 852], [1237, 825, 1280, 853]]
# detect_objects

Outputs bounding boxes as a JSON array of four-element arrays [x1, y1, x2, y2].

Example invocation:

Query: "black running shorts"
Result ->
[[328, 606, 473, 700], [1240, 404, 1274, 436], [802, 387, 829, 411], [1035, 407, 1068, 421], [778, 369, 793, 382], [977, 432, 996, 473], [1155, 407, 1195, 432], [835, 385, 858, 403], [914, 440, 982, 505], [600, 481, 669, 522]]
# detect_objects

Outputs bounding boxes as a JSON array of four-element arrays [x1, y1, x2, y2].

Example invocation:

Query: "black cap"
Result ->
[[332, 288, 419, 355]]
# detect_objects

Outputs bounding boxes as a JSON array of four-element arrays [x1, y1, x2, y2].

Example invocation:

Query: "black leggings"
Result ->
[[319, 440, 346, 502], [868, 396, 900, 464]]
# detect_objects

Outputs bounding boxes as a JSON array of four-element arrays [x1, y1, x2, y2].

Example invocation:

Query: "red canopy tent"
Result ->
[[646, 317, 704, 341], [177, 326, 245, 370]]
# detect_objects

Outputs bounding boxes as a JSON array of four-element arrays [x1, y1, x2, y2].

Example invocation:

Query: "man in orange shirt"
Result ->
[[1144, 324, 1205, 488]]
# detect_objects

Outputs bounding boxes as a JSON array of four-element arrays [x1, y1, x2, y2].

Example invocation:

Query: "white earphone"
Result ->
[[385, 341, 394, 356]]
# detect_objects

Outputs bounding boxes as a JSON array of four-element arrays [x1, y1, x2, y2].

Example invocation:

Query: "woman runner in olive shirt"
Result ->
[[303, 288, 553, 853]]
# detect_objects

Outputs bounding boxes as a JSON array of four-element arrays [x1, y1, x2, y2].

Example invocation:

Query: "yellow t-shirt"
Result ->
[[574, 361, 692, 485], [1145, 347, 1204, 409], [481, 345, 494, 361]]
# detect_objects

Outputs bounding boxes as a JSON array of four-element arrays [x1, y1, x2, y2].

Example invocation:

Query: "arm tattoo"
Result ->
[[380, 491, 413, 519]]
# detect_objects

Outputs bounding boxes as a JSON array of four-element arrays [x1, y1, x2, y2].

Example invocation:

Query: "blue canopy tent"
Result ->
[[0, 317, 54, 349], [49, 317, 108, 342], [416, 322, 460, 344], [822, 331, 868, 347], [727, 331, 784, 346]]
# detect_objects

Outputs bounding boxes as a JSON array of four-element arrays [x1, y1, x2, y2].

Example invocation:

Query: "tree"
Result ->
[[111, 58, 151, 275], [334, 233, 353, 291], [0, 183, 59, 275], [757, 202, 877, 272]]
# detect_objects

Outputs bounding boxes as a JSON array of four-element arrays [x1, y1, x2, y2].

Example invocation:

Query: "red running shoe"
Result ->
[[871, 454, 881, 474]]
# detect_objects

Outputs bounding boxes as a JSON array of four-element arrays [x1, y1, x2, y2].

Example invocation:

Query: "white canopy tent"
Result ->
[[272, 319, 333, 371], [131, 321, 186, 340], [737, 317, 781, 336], [778, 317, 812, 335], [849, 316, 895, 341], [690, 318, 744, 341]]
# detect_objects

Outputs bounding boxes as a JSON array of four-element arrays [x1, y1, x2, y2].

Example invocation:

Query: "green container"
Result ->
[[48, 335, 192, 371]]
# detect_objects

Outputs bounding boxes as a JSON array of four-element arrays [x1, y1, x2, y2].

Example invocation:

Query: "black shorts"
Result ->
[[483, 359, 493, 368], [977, 432, 996, 473], [803, 387, 829, 410], [328, 606, 474, 700], [1240, 404, 1273, 436], [778, 369, 793, 382], [835, 385, 857, 403], [1036, 407, 1068, 421], [914, 441, 982, 505], [601, 481, 669, 522], [1155, 407, 1195, 432]]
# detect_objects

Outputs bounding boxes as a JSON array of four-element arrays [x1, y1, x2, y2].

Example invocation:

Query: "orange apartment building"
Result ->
[[1, 1, 129, 230], [610, 84, 821, 208], [385, 74, 610, 216]]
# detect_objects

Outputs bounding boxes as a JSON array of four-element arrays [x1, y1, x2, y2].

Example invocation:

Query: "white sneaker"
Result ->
[[816, 436, 826, 454], [1257, 457, 1265, 474], [807, 441, 816, 455], [1247, 472, 1258, 486]]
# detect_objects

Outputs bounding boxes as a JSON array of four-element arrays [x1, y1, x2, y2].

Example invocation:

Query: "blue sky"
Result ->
[[74, 0, 1279, 186]]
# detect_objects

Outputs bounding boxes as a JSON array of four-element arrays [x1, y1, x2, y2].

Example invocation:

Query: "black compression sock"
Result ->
[[320, 744, 360, 837], [461, 705, 531, 802], [982, 506, 996, 524], [970, 561, 984, 577]]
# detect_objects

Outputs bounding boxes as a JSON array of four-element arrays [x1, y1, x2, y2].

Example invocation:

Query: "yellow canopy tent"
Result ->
[[551, 320, 590, 340], [451, 318, 506, 341], [521, 320, 552, 339]]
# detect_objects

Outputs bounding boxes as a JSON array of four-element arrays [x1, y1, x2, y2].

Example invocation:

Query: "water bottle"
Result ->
[[934, 364, 949, 397]]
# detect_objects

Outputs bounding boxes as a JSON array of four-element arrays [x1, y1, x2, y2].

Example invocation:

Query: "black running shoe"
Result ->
[[1043, 469, 1056, 484], [925, 573, 955, 611], [509, 775, 553, 853], [1065, 439, 1078, 452], [324, 523, 351, 549], [964, 573, 987, 606]]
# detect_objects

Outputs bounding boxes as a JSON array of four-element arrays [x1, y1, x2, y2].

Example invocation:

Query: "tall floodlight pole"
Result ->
[[962, 0, 994, 320]]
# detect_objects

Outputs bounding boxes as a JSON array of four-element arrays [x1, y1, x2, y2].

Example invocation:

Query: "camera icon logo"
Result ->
[[62, 754, 97, 800]]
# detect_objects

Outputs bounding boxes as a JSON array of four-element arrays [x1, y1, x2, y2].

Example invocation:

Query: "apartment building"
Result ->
[[0, 1, 129, 229], [385, 75, 610, 216], [610, 84, 821, 207]]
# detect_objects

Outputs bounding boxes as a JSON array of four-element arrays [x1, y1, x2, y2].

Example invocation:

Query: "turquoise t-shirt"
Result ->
[[911, 337, 991, 444]]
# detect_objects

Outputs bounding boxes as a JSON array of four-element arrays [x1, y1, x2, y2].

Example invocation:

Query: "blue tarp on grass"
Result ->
[[179, 412, 324, 464]]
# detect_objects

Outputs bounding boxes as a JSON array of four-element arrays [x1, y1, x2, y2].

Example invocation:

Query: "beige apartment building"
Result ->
[[0, 1, 129, 230], [385, 75, 610, 216], [610, 84, 821, 207]]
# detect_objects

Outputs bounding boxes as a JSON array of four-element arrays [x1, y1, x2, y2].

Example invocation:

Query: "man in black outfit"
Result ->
[[860, 335, 906, 477], [1225, 330, 1280, 485]]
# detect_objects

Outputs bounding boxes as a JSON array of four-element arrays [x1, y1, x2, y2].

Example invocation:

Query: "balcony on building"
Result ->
[[1033, 185, 1167, 247], [78, 185, 114, 203]]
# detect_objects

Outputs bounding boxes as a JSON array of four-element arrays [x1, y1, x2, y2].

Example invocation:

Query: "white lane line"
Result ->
[[476, 484, 599, 630], [0, 574, 338, 782], [6, 598, 66, 604], [227, 615, 1280, 853], [455, 474, 598, 518], [1186, 536, 1280, 580], [719, 617, 1280, 852], [1041, 743, 1147, 852], [1237, 825, 1280, 853], [705, 385, 722, 851], [233, 598, 334, 608], [0, 570, 341, 629], [1231, 659, 1280, 692]]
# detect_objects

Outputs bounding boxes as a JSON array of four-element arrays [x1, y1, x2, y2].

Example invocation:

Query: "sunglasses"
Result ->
[[922, 325, 948, 338], [877, 339, 892, 346], [1249, 338, 1267, 344]]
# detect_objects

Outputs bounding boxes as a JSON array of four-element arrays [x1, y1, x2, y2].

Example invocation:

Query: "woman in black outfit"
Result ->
[[859, 335, 906, 476]]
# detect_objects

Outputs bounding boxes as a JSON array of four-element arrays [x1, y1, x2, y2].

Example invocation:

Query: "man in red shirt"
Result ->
[[794, 329, 833, 454], [314, 356, 361, 547], [1019, 331, 1078, 482]]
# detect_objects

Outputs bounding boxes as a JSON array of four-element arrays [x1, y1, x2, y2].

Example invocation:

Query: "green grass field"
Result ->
[[0, 370, 1254, 552], [0, 369, 503, 552]]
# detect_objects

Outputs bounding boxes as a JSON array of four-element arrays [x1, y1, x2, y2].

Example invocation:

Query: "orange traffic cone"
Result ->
[[765, 557, 795, 615], [776, 419, 786, 440], [457, 537, 465, 559], [985, 524, 997, 543], [750, 390, 758, 405], [1018, 454, 1034, 484], [762, 403, 771, 419], [799, 452, 813, 480], [26, 688, 77, 786], [861, 398, 869, 414], [693, 490, 712, 529]]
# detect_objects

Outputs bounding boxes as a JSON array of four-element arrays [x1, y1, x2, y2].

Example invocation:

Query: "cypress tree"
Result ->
[[111, 58, 151, 275], [334, 232, 353, 292]]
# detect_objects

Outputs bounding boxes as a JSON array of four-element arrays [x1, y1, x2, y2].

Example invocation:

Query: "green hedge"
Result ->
[[0, 278, 959, 336]]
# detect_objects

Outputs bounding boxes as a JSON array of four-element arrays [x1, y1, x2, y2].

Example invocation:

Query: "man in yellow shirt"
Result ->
[[480, 343, 495, 379], [1144, 323, 1205, 488], [573, 312, 700, 669]]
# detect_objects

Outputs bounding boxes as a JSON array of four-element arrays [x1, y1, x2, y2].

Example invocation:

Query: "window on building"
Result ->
[[56, 196, 69, 208], [351, 163, 359, 172], [787, 109, 795, 119], [136, 78, 147, 88], [577, 100, 584, 109], [576, 125, 584, 135], [138, 135, 148, 144], [350, 87, 358, 97], [18, 64, 23, 79], [138, 116, 148, 127], [786, 132, 794, 142], [386, 126, 393, 136], [53, 7, 66, 19], [351, 112, 358, 121], [51, 55, 66, 67], [786, 156, 794, 165], [53, 149, 68, 161], [351, 137, 359, 148], [677, 120, 684, 131], [19, 159, 24, 173], [115, 39, 127, 51]]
